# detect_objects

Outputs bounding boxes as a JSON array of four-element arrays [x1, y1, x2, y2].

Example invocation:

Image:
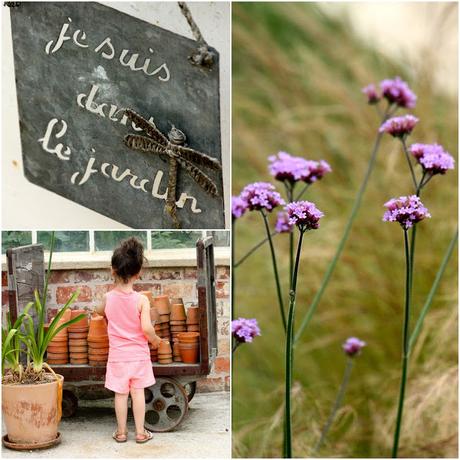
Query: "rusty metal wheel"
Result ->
[[184, 381, 197, 402], [144, 377, 188, 432], [62, 390, 78, 418]]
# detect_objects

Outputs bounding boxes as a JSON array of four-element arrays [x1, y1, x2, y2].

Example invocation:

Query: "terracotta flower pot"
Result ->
[[173, 341, 181, 357], [68, 310, 88, 330], [87, 341, 109, 349], [87, 335, 109, 343], [177, 332, 200, 343], [170, 303, 186, 321], [49, 335, 68, 343], [68, 332, 88, 340], [170, 320, 186, 325], [140, 291, 155, 308], [187, 325, 200, 332], [68, 346, 88, 353], [150, 307, 160, 324], [68, 326, 89, 333], [69, 352, 88, 359], [46, 359, 68, 365], [179, 345, 199, 364], [70, 358, 88, 365], [153, 295, 170, 314], [186, 306, 200, 325], [170, 297, 184, 305], [88, 348, 109, 355], [158, 341, 172, 355], [88, 314, 107, 337], [47, 345, 68, 353], [2, 374, 64, 445], [46, 352, 68, 360], [158, 314, 170, 324], [69, 339, 87, 347]]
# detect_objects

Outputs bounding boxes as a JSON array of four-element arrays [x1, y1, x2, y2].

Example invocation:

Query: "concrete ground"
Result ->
[[2, 392, 230, 458]]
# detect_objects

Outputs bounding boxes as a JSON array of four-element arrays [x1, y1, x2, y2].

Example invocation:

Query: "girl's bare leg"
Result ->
[[114, 392, 129, 437], [130, 387, 146, 437]]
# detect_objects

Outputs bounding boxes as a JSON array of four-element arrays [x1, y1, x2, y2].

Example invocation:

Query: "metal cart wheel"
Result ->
[[62, 390, 78, 418], [144, 377, 189, 432], [184, 381, 197, 402]]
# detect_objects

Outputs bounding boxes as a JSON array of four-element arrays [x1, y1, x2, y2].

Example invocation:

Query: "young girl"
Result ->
[[96, 237, 161, 443]]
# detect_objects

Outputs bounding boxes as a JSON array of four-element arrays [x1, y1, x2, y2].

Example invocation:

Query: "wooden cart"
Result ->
[[6, 237, 218, 432]]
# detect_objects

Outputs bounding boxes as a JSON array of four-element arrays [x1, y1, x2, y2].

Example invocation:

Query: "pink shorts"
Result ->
[[105, 360, 155, 394]]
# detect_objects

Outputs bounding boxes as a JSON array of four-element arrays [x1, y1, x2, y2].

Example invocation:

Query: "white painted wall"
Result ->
[[1, 1, 230, 229]]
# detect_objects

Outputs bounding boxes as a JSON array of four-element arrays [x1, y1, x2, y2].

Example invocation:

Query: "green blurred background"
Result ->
[[232, 2, 458, 458]]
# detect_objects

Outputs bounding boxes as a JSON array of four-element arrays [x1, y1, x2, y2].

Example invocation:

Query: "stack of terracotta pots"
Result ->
[[172, 339, 182, 362], [153, 295, 171, 341], [178, 332, 200, 364], [170, 299, 187, 341], [158, 340, 173, 364], [68, 309, 89, 365], [149, 343, 158, 362], [46, 310, 71, 365], [186, 306, 200, 333], [87, 314, 109, 366]]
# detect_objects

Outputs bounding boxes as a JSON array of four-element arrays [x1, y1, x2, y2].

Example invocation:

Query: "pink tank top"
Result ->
[[105, 289, 150, 363]]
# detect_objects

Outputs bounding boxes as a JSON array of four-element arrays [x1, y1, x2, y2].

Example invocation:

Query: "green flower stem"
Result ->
[[234, 233, 276, 268], [392, 229, 412, 458], [294, 183, 311, 201], [314, 357, 354, 454], [401, 138, 418, 191], [294, 120, 387, 344], [261, 211, 286, 332], [409, 227, 458, 351], [285, 182, 295, 283], [232, 339, 242, 353], [284, 229, 305, 458]]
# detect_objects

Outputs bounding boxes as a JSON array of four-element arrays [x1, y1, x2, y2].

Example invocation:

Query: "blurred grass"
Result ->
[[232, 3, 458, 458]]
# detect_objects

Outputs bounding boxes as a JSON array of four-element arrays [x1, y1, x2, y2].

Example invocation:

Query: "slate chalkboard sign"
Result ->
[[10, 2, 224, 229]]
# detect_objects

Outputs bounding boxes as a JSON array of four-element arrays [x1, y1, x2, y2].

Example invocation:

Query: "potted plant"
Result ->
[[2, 232, 85, 450]]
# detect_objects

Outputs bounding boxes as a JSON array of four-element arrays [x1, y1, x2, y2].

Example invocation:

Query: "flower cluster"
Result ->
[[342, 337, 366, 357], [239, 182, 285, 212], [286, 201, 324, 231], [232, 318, 261, 343], [380, 77, 417, 109], [409, 143, 455, 175], [232, 195, 248, 219], [362, 77, 416, 108], [268, 152, 331, 184], [275, 211, 294, 233], [383, 195, 431, 230], [379, 115, 419, 138], [362, 84, 380, 104]]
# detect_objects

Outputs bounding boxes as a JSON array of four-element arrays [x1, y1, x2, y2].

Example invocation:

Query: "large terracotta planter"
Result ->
[[179, 343, 199, 364], [177, 332, 200, 343], [2, 374, 63, 445]]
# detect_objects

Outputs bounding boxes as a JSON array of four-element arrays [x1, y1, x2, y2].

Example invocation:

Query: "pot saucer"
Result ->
[[2, 432, 61, 450]]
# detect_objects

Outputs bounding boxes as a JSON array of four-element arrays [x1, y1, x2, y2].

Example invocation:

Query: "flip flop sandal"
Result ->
[[135, 430, 153, 444], [112, 431, 128, 443]]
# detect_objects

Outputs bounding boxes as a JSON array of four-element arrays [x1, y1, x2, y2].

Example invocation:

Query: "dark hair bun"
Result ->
[[111, 237, 145, 282]]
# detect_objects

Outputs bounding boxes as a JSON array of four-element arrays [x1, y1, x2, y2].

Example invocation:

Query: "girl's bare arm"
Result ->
[[140, 294, 162, 348]]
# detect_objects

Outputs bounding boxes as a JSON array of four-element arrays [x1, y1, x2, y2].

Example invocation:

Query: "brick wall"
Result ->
[[1, 265, 230, 392]]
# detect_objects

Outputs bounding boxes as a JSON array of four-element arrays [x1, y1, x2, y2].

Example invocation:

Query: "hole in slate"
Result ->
[[166, 405, 182, 420]]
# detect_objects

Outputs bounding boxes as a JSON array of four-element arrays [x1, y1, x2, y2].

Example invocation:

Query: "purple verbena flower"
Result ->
[[383, 195, 431, 230], [362, 84, 381, 104], [268, 151, 311, 183], [232, 195, 248, 219], [275, 211, 294, 233], [343, 337, 366, 357], [232, 318, 261, 343], [240, 182, 285, 213], [380, 77, 417, 109], [379, 115, 419, 138], [304, 160, 332, 183], [409, 143, 455, 175], [285, 201, 324, 231]]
